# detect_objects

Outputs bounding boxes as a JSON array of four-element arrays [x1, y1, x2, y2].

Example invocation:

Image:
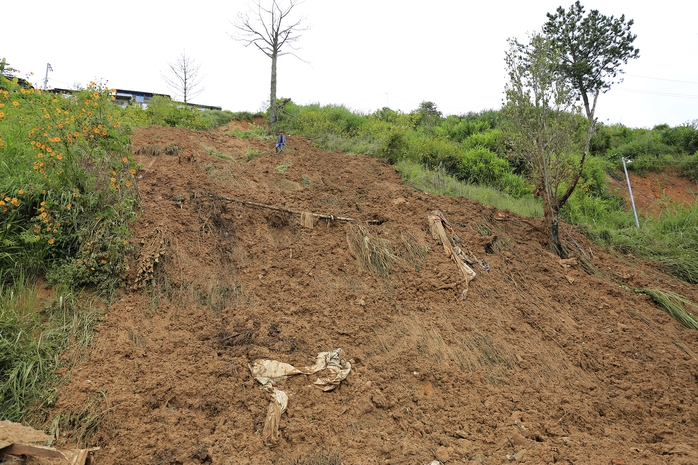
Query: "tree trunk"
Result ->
[[183, 71, 188, 103], [546, 210, 566, 258], [269, 52, 278, 126]]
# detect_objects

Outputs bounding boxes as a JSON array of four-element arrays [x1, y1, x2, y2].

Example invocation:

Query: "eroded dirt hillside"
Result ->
[[53, 125, 698, 464]]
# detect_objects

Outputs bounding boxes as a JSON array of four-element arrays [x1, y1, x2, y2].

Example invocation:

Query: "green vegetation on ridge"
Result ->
[[270, 100, 698, 282]]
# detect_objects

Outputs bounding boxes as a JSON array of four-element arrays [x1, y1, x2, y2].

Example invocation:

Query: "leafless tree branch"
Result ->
[[230, 0, 309, 125], [161, 50, 205, 104]]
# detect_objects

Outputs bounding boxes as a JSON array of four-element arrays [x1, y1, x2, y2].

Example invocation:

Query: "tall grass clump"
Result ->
[[601, 203, 698, 283], [641, 288, 698, 330], [346, 224, 400, 278], [1, 63, 137, 292], [560, 156, 631, 228], [0, 280, 102, 423]]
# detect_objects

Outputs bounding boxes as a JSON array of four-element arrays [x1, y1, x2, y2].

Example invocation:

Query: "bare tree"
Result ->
[[231, 0, 308, 126], [162, 51, 205, 104]]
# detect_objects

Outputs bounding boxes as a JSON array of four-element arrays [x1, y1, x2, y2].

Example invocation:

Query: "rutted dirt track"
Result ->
[[53, 125, 698, 464]]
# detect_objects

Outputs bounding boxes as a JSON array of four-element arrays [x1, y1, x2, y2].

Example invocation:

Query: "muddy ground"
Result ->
[[51, 125, 698, 464]]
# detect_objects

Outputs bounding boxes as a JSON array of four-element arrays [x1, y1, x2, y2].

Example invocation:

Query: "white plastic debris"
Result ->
[[303, 348, 344, 373], [248, 359, 303, 386], [249, 348, 350, 388], [248, 349, 351, 445], [263, 387, 288, 446], [313, 358, 351, 391]]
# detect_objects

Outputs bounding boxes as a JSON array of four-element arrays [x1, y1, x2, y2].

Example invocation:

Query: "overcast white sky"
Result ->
[[4, 0, 697, 128]]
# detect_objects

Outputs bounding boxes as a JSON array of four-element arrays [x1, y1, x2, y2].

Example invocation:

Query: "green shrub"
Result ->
[[199, 109, 235, 129], [576, 155, 613, 197], [146, 96, 209, 130], [413, 135, 461, 172], [461, 129, 506, 155], [229, 110, 265, 122], [496, 172, 530, 198], [458, 147, 511, 186], [376, 128, 408, 163], [561, 189, 628, 227], [658, 121, 698, 155], [679, 153, 698, 181], [615, 132, 676, 173], [439, 118, 491, 142]]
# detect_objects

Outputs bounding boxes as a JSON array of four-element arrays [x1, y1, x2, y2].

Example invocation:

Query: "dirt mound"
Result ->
[[608, 168, 698, 218], [52, 126, 698, 464]]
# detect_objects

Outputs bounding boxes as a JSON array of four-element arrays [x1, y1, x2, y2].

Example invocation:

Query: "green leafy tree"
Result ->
[[543, 1, 639, 158], [231, 0, 308, 127], [504, 33, 583, 257], [414, 101, 442, 129]]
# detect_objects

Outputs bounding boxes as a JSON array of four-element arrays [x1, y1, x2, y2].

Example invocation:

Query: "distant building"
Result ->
[[185, 102, 223, 111], [50, 87, 221, 111], [112, 89, 171, 108]]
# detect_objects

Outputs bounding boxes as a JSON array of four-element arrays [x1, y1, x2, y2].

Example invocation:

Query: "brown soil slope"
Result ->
[[53, 126, 698, 465]]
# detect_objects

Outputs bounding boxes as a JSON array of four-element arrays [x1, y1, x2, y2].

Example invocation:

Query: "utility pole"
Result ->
[[622, 157, 640, 228], [43, 63, 53, 90]]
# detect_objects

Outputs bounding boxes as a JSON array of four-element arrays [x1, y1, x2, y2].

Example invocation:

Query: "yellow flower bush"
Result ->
[[1, 69, 138, 290]]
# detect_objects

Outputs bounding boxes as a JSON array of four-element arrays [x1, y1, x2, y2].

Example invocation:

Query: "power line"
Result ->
[[626, 74, 698, 85], [617, 88, 698, 99]]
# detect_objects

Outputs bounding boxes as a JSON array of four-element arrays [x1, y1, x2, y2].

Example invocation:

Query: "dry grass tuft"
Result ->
[[346, 224, 400, 278], [165, 144, 183, 156], [49, 392, 106, 447], [399, 230, 428, 271], [134, 144, 162, 156]]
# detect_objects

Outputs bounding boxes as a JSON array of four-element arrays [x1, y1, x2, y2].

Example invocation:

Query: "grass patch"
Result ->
[[278, 180, 297, 190], [300, 175, 312, 187], [275, 163, 291, 174], [228, 123, 274, 141], [641, 288, 698, 330], [197, 282, 250, 314], [200, 143, 232, 160], [49, 391, 105, 447], [399, 230, 428, 271], [395, 160, 543, 218], [165, 144, 183, 156], [596, 204, 698, 284], [0, 280, 103, 424], [245, 149, 260, 162]]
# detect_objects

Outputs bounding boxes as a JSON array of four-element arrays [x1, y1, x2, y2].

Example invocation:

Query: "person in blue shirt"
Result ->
[[275, 131, 286, 153]]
